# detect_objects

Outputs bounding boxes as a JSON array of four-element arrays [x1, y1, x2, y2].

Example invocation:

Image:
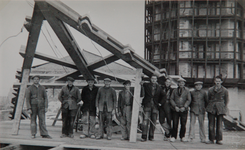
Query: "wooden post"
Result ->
[[129, 68, 142, 142], [12, 3, 44, 134], [52, 107, 61, 126], [12, 69, 30, 135]]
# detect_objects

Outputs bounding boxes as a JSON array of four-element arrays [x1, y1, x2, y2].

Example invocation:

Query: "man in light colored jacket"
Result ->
[[170, 78, 191, 142], [189, 81, 208, 143], [96, 78, 117, 140]]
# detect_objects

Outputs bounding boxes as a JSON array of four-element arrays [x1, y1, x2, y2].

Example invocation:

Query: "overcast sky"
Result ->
[[0, 0, 144, 96]]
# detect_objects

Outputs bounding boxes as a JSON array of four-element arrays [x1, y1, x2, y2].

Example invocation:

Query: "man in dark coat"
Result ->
[[141, 75, 166, 142], [118, 80, 133, 140], [188, 81, 208, 143], [58, 77, 82, 138], [80, 78, 98, 138], [206, 76, 229, 145], [170, 78, 191, 142], [26, 75, 52, 139], [96, 78, 117, 140], [159, 77, 174, 141]]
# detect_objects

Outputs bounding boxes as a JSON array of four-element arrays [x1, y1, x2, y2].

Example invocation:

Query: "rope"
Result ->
[[41, 30, 68, 74], [127, 88, 178, 150], [25, 0, 68, 74], [0, 26, 23, 50], [80, 28, 119, 83], [78, 22, 178, 149]]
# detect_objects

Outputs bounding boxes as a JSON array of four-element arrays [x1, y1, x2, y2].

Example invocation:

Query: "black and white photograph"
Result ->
[[0, 0, 245, 149]]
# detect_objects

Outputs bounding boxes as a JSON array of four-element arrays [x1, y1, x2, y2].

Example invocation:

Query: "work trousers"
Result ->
[[81, 111, 96, 137], [188, 112, 206, 141], [120, 106, 132, 139], [141, 103, 158, 140], [61, 108, 77, 135], [159, 102, 172, 138], [208, 113, 223, 142], [172, 110, 188, 139], [30, 104, 48, 136], [98, 104, 112, 138]]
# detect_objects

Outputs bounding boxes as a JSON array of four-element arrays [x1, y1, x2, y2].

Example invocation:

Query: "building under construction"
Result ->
[[145, 0, 245, 87]]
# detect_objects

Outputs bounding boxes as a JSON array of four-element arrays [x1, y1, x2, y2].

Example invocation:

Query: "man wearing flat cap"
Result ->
[[140, 75, 166, 142], [80, 78, 98, 138], [58, 77, 82, 138], [170, 78, 191, 142], [159, 77, 174, 141], [206, 75, 229, 145], [26, 75, 52, 139], [188, 81, 208, 143], [96, 78, 117, 140], [118, 80, 133, 140]]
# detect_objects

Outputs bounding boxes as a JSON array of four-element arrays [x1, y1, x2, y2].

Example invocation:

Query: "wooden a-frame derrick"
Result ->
[[12, 0, 168, 142], [36, 0, 163, 77]]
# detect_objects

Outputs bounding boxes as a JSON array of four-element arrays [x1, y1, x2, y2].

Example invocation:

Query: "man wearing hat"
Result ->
[[188, 81, 208, 143], [170, 78, 191, 142], [118, 80, 133, 140], [58, 77, 82, 138], [96, 78, 117, 140], [26, 75, 52, 139], [140, 75, 166, 142], [159, 77, 174, 141], [80, 78, 98, 138], [206, 75, 229, 145]]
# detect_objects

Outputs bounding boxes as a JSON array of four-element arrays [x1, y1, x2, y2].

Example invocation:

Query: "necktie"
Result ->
[[179, 88, 182, 96], [152, 84, 156, 96]]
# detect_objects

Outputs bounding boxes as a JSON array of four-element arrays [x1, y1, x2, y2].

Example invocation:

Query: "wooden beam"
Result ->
[[55, 70, 83, 81], [21, 3, 44, 71], [19, 45, 77, 69], [12, 69, 30, 135], [20, 46, 120, 75], [12, 3, 44, 135], [20, 48, 127, 82], [129, 68, 142, 142], [0, 144, 21, 150], [37, 2, 94, 80], [37, 1, 162, 77], [87, 54, 119, 70], [52, 108, 61, 126], [92, 70, 126, 83], [13, 82, 126, 90]]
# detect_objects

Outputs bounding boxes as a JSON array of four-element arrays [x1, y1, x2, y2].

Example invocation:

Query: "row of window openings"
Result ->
[[152, 52, 241, 60], [148, 29, 242, 39], [148, 62, 240, 79], [146, 1, 243, 7], [173, 64, 240, 79], [145, 8, 243, 23]]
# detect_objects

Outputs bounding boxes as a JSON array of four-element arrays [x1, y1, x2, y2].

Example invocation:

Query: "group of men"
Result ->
[[26, 74, 229, 145], [140, 75, 229, 145]]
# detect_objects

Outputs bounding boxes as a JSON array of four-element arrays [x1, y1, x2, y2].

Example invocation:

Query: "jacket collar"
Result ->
[[32, 84, 40, 88], [122, 88, 131, 92], [213, 85, 224, 93], [86, 85, 96, 90], [178, 86, 186, 90], [194, 88, 202, 92], [66, 85, 74, 92]]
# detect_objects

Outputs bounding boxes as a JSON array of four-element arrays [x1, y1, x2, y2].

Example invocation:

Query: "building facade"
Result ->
[[145, 0, 245, 86]]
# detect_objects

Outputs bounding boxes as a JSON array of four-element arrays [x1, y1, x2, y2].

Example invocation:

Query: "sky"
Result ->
[[0, 0, 144, 96]]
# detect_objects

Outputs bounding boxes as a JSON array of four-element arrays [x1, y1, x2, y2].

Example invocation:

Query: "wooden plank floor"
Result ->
[[1, 119, 245, 149]]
